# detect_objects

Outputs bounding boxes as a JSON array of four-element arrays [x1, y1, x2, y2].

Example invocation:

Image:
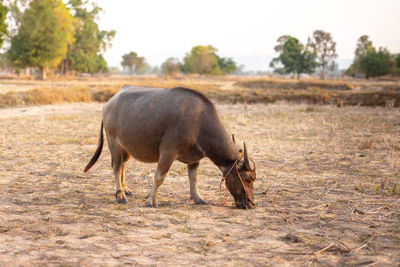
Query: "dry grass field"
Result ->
[[0, 75, 399, 108], [0, 85, 399, 266]]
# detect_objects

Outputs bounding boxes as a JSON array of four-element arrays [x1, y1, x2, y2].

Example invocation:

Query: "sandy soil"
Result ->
[[0, 102, 399, 266]]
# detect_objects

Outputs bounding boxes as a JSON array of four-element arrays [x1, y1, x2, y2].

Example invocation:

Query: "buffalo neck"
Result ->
[[198, 126, 238, 172], [196, 106, 239, 174]]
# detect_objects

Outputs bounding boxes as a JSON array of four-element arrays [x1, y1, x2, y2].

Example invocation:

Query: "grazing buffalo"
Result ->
[[84, 86, 256, 209]]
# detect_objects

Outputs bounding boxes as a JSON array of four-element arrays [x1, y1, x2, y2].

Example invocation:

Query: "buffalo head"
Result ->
[[225, 141, 256, 209]]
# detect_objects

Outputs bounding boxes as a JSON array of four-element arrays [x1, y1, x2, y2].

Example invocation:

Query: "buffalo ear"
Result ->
[[243, 142, 255, 171], [233, 134, 244, 159]]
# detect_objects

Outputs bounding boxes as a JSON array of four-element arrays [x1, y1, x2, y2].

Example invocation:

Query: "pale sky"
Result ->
[[95, 0, 400, 71]]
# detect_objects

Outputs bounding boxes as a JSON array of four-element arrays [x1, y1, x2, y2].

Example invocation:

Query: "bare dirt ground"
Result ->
[[0, 102, 399, 266]]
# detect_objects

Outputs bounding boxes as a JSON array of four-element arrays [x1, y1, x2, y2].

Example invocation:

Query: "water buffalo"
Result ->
[[84, 86, 256, 209]]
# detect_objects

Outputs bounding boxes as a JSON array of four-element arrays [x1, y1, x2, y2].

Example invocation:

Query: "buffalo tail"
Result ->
[[84, 121, 104, 173]]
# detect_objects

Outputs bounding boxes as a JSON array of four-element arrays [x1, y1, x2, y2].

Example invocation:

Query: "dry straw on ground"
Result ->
[[0, 76, 400, 108], [0, 101, 399, 266]]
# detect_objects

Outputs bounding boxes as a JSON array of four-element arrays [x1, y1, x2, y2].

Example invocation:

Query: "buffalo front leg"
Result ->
[[188, 162, 207, 205], [145, 153, 174, 208]]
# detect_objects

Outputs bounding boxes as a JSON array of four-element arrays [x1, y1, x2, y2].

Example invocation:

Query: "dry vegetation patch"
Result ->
[[235, 78, 354, 90], [0, 102, 399, 266], [1, 76, 400, 108]]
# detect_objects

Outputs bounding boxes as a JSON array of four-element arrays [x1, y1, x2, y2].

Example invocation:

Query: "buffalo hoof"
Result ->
[[123, 186, 133, 196], [145, 200, 158, 208], [115, 191, 127, 204], [235, 200, 255, 209], [191, 195, 208, 205], [194, 199, 208, 205]]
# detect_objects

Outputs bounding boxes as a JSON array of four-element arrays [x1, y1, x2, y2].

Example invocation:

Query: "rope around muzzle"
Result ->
[[218, 160, 254, 206]]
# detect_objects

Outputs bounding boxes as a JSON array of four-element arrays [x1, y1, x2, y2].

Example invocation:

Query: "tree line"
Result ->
[[121, 31, 400, 79], [121, 45, 239, 77], [270, 30, 400, 79], [0, 1, 398, 79]]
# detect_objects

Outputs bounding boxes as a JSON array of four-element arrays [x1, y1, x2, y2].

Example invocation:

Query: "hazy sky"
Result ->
[[95, 0, 400, 71]]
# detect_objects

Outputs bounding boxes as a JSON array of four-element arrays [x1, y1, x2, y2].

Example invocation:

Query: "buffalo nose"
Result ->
[[235, 199, 255, 209]]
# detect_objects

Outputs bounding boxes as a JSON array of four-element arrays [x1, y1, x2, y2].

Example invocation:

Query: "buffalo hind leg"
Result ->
[[108, 138, 127, 204], [188, 162, 207, 205], [121, 152, 132, 196], [145, 153, 175, 208]]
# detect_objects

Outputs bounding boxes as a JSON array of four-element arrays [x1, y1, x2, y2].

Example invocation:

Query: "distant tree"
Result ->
[[271, 67, 286, 75], [270, 36, 317, 79], [62, 0, 115, 74], [395, 54, 400, 69], [161, 57, 182, 76], [344, 64, 356, 77], [355, 35, 373, 58], [121, 51, 145, 74], [354, 35, 373, 73], [217, 55, 237, 74], [346, 35, 373, 77], [182, 45, 221, 75], [346, 35, 395, 78], [301, 47, 319, 75], [141, 62, 154, 75], [94, 54, 107, 73], [0, 52, 12, 71], [234, 64, 245, 75], [307, 30, 337, 79], [393, 54, 400, 76], [5, 0, 30, 37], [272, 35, 292, 54], [0, 1, 7, 48], [358, 47, 393, 79], [8, 0, 74, 79]]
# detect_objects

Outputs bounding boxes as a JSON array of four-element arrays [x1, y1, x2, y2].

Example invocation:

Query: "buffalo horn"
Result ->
[[243, 142, 255, 171]]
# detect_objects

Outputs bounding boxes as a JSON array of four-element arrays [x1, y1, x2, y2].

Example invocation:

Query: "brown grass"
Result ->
[[0, 86, 93, 107], [0, 76, 399, 108], [235, 77, 354, 90], [0, 102, 399, 265]]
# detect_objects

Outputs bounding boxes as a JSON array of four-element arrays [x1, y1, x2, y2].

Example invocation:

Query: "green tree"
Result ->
[[6, 0, 30, 37], [161, 57, 182, 76], [358, 47, 393, 79], [217, 55, 237, 74], [307, 30, 337, 79], [346, 35, 395, 78], [344, 64, 356, 77], [395, 54, 400, 69], [8, 0, 74, 79], [355, 35, 373, 58], [346, 36, 367, 76], [0, 52, 12, 71], [272, 35, 292, 54], [121, 51, 145, 74], [346, 35, 374, 76], [182, 45, 221, 75], [393, 54, 400, 76], [0, 1, 7, 48], [63, 0, 115, 74], [301, 47, 319, 75], [270, 36, 317, 78]]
